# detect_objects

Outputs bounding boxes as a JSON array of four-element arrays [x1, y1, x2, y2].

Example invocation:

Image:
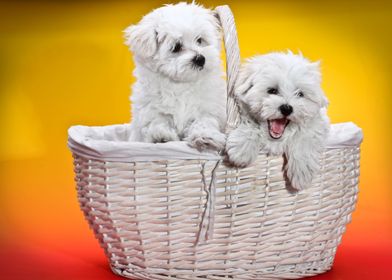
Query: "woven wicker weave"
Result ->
[[69, 5, 361, 280]]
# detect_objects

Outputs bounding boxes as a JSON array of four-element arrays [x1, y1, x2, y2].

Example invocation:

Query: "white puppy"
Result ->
[[124, 2, 226, 151], [225, 51, 330, 190]]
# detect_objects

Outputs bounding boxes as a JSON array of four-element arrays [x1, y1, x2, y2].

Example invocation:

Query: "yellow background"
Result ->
[[0, 0, 391, 278]]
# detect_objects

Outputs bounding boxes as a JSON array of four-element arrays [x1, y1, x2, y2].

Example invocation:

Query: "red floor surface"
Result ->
[[1, 238, 391, 280]]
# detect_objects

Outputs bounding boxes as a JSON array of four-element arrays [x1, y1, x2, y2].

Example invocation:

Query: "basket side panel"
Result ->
[[72, 146, 360, 280]]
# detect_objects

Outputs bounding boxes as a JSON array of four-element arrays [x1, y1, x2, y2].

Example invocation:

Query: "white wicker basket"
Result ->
[[68, 5, 363, 280]]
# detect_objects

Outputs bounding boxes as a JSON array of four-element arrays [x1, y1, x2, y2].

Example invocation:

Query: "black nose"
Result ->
[[279, 104, 293, 116], [192, 54, 205, 67]]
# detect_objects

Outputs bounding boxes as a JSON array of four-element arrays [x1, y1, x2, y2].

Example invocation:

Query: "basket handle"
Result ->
[[215, 5, 241, 131]]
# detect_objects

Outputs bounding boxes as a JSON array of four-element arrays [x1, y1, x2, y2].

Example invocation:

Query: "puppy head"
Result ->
[[124, 2, 221, 82], [236, 51, 328, 139]]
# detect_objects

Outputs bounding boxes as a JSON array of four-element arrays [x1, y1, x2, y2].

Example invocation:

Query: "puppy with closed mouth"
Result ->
[[125, 2, 226, 151], [225, 51, 330, 190]]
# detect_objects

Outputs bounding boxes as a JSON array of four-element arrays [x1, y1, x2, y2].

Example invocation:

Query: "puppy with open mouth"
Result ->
[[125, 2, 226, 151], [225, 51, 330, 190]]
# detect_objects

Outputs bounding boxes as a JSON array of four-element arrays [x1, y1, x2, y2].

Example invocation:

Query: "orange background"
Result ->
[[0, 0, 391, 279]]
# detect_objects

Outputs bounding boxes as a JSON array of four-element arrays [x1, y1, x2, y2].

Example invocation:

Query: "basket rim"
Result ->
[[68, 122, 363, 162]]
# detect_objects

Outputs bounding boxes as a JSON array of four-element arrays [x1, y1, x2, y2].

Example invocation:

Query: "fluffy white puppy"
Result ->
[[226, 51, 330, 190], [124, 2, 226, 151]]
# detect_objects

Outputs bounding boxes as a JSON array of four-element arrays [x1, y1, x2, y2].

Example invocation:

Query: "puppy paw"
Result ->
[[285, 159, 315, 191], [225, 141, 257, 168], [287, 172, 311, 191], [145, 127, 179, 143], [187, 131, 226, 152]]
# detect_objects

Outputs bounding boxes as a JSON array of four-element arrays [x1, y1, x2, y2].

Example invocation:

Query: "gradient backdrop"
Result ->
[[0, 0, 391, 279]]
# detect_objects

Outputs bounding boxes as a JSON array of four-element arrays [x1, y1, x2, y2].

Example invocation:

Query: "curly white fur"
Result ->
[[124, 2, 226, 151], [226, 51, 330, 190]]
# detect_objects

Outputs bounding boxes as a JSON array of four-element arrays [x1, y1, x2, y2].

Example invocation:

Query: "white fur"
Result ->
[[226, 51, 330, 190], [125, 2, 226, 151]]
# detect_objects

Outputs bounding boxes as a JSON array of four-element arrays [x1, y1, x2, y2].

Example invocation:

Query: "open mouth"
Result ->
[[267, 118, 290, 139]]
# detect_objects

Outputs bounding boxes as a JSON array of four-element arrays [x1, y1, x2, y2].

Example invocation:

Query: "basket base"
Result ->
[[109, 264, 332, 280]]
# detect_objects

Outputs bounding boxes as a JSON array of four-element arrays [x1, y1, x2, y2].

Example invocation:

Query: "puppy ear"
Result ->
[[310, 60, 329, 107], [209, 10, 223, 48], [124, 20, 157, 58], [318, 88, 329, 108], [211, 10, 222, 31], [235, 63, 254, 97]]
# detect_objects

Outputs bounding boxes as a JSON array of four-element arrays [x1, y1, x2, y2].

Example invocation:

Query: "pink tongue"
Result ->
[[270, 119, 287, 135]]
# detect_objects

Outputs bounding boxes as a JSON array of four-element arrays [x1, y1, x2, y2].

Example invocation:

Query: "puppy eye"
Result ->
[[296, 91, 304, 97], [196, 37, 203, 44], [172, 42, 182, 53], [267, 88, 278, 94]]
